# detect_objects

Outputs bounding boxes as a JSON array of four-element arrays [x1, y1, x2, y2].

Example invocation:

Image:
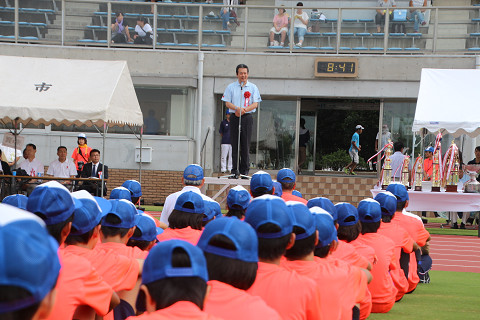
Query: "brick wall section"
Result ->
[[108, 169, 184, 204], [204, 174, 378, 209]]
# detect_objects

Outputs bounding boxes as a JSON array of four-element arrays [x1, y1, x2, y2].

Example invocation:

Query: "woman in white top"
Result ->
[[134, 16, 153, 45], [289, 2, 308, 47]]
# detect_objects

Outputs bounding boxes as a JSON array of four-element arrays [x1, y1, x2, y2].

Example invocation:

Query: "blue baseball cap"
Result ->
[[286, 201, 316, 240], [101, 199, 137, 229], [197, 217, 258, 263], [204, 200, 221, 221], [27, 181, 75, 225], [309, 206, 332, 216], [307, 197, 337, 221], [0, 204, 61, 313], [227, 185, 251, 210], [386, 183, 409, 202], [2, 194, 28, 210], [142, 240, 208, 284], [93, 196, 113, 217], [250, 171, 273, 193], [277, 168, 296, 183], [357, 198, 382, 223], [335, 202, 359, 227], [313, 212, 338, 247], [292, 190, 303, 198], [273, 181, 283, 197], [122, 180, 142, 198], [245, 195, 293, 239], [425, 147, 434, 153], [183, 164, 204, 182], [70, 190, 104, 235], [131, 213, 162, 242], [374, 191, 397, 216], [174, 191, 205, 214], [110, 187, 132, 202]]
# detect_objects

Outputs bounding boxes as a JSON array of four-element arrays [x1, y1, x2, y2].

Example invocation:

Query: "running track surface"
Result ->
[[430, 234, 480, 273]]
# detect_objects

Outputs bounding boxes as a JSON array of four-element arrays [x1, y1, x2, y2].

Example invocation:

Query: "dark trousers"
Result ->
[[375, 12, 393, 27], [230, 113, 253, 175]]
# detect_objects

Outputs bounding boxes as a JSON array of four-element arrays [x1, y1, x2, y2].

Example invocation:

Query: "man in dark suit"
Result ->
[[79, 149, 108, 196]]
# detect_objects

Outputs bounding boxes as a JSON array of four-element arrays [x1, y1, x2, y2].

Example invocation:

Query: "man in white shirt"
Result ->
[[20, 143, 44, 177], [159, 164, 214, 229], [47, 146, 77, 184], [389, 141, 406, 180]]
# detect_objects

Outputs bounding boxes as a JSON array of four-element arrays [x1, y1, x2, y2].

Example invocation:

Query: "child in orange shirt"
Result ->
[[225, 185, 251, 219], [311, 209, 371, 320], [198, 217, 281, 320], [157, 191, 206, 245], [245, 195, 323, 320], [356, 199, 398, 313], [27, 181, 119, 320], [122, 179, 162, 227], [334, 202, 374, 320], [0, 205, 60, 320], [277, 168, 307, 204], [127, 240, 222, 320], [127, 213, 162, 251]]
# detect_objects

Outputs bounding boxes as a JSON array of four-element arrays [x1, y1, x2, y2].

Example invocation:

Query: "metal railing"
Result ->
[[1, 0, 480, 54]]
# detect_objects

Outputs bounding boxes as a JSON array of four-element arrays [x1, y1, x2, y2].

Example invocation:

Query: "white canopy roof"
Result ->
[[412, 68, 480, 137], [0, 55, 143, 127]]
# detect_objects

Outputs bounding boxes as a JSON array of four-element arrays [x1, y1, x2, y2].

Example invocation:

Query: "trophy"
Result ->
[[431, 149, 441, 192], [381, 141, 393, 189], [414, 155, 423, 191], [444, 140, 459, 192], [401, 157, 410, 189]]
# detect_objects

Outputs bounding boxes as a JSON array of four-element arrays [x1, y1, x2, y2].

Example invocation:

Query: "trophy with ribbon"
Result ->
[[431, 149, 441, 192], [401, 156, 410, 189], [412, 155, 424, 191], [381, 141, 393, 189], [443, 140, 459, 192]]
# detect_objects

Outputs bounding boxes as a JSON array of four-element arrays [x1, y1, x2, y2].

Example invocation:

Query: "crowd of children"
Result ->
[[0, 164, 432, 320]]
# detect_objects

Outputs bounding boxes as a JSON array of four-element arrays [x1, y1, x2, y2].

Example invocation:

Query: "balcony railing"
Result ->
[[1, 0, 480, 54]]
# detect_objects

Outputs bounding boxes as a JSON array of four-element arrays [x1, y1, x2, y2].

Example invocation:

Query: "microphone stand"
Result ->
[[220, 82, 250, 180]]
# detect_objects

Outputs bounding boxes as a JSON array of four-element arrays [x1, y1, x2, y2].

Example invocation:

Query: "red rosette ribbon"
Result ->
[[244, 91, 251, 107]]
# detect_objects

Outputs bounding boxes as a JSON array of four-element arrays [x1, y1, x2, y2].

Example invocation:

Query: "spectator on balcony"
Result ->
[[375, 0, 396, 33], [220, 0, 239, 31], [289, 2, 308, 47], [409, 0, 427, 33], [111, 12, 132, 43], [269, 6, 289, 47], [134, 16, 153, 45]]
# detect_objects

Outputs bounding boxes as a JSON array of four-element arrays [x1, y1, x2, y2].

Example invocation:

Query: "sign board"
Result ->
[[2, 133, 24, 150]]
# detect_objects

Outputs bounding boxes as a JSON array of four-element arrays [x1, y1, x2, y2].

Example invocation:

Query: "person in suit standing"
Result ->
[[79, 149, 108, 195]]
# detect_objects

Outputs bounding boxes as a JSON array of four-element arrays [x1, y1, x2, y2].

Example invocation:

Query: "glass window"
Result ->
[[251, 100, 297, 170], [383, 101, 420, 157], [51, 87, 193, 136]]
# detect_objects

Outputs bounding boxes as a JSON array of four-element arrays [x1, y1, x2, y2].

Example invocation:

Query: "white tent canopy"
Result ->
[[412, 68, 480, 137], [0, 55, 143, 127]]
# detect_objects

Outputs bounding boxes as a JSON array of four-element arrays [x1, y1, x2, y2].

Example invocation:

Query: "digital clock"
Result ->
[[314, 58, 358, 78]]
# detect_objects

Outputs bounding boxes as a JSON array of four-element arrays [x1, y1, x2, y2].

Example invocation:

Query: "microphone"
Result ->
[[241, 81, 244, 91]]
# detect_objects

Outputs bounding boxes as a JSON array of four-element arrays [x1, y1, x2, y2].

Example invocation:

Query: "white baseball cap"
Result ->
[[355, 125, 364, 130]]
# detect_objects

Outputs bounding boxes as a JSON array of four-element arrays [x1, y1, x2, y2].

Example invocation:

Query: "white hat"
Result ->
[[355, 125, 364, 130], [78, 133, 86, 139]]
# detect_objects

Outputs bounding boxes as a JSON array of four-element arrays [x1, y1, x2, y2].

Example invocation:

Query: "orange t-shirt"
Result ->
[[96, 241, 148, 260], [357, 233, 398, 308], [143, 211, 162, 227], [330, 240, 370, 269], [204, 280, 281, 320], [346, 239, 374, 320], [157, 227, 203, 245], [46, 249, 114, 320], [126, 301, 223, 320], [281, 192, 308, 205], [247, 262, 322, 320], [71, 145, 92, 170], [282, 258, 367, 320], [393, 211, 431, 292], [423, 158, 435, 180], [63, 245, 139, 291]]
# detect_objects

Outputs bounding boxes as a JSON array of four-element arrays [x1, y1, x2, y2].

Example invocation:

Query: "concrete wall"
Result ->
[[0, 43, 476, 172]]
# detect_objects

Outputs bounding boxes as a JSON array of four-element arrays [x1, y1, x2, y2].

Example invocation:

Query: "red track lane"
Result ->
[[429, 234, 480, 273]]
